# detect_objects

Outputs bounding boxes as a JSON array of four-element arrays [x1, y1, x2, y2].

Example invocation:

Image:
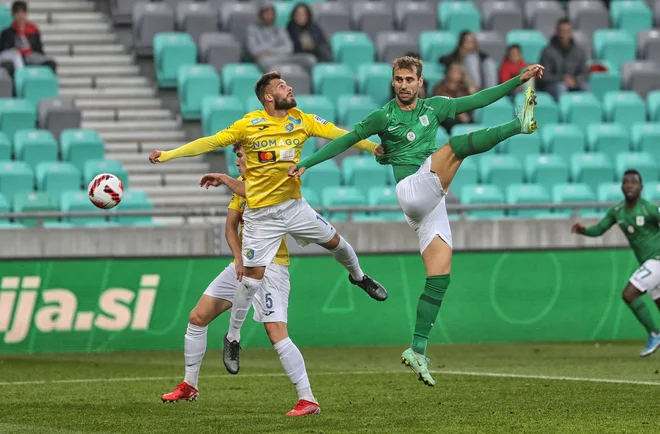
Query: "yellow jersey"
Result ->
[[158, 108, 379, 209], [227, 177, 290, 266]]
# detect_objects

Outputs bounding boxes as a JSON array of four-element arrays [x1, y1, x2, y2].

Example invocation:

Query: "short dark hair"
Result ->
[[624, 169, 643, 183], [232, 143, 242, 154], [392, 56, 423, 79], [254, 71, 281, 104], [557, 18, 570, 28], [12, 1, 27, 14]]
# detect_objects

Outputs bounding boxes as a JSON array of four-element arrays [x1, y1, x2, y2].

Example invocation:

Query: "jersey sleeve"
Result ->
[[301, 111, 336, 138], [159, 119, 247, 162], [644, 200, 660, 224], [227, 193, 244, 212], [583, 208, 616, 237], [353, 108, 389, 140], [427, 96, 457, 122]]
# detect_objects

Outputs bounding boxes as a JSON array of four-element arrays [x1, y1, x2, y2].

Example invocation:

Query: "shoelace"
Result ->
[[229, 341, 241, 360]]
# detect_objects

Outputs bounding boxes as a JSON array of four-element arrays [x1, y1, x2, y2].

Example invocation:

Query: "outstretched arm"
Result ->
[[200, 173, 246, 197], [572, 211, 616, 237]]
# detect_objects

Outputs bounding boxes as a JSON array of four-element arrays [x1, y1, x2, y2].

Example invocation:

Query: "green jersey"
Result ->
[[353, 97, 457, 183], [584, 199, 660, 264]]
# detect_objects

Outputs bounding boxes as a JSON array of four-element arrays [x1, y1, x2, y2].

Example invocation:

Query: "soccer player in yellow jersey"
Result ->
[[149, 71, 389, 338], [161, 144, 320, 417]]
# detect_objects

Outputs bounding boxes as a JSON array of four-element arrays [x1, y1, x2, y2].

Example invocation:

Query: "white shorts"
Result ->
[[629, 259, 660, 301], [395, 155, 453, 253], [203, 262, 291, 323], [241, 198, 336, 267]]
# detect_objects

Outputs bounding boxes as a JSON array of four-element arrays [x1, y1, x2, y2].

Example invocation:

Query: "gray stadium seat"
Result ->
[[132, 2, 175, 56], [276, 64, 311, 95], [525, 1, 566, 40], [111, 0, 139, 25], [200, 33, 241, 75], [573, 30, 593, 61], [0, 67, 12, 98], [377, 31, 419, 63], [161, 0, 188, 8], [394, 2, 436, 39], [352, 2, 394, 43], [476, 31, 506, 65], [638, 29, 660, 61], [482, 1, 524, 36], [655, 1, 660, 27], [623, 61, 660, 99], [39, 99, 82, 140], [568, 1, 610, 38], [220, 3, 259, 45], [311, 2, 351, 38], [176, 2, 218, 46]]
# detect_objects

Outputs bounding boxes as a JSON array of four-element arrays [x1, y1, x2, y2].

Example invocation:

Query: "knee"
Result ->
[[322, 232, 341, 250], [244, 266, 265, 280], [189, 309, 210, 327], [264, 322, 288, 345], [622, 285, 641, 304]]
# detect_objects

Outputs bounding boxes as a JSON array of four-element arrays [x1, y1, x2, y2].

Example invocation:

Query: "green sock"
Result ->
[[411, 274, 450, 355], [449, 119, 521, 159], [628, 298, 660, 334]]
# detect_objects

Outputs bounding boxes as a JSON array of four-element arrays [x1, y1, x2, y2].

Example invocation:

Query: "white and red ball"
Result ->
[[88, 173, 124, 209]]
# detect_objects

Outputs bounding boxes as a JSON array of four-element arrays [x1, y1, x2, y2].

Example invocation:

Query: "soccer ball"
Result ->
[[88, 173, 124, 209]]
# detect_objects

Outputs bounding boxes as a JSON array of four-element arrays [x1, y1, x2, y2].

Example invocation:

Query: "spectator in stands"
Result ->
[[439, 31, 497, 90], [499, 44, 530, 97], [286, 3, 332, 63], [0, 1, 56, 75], [247, 2, 316, 73], [538, 18, 589, 101], [431, 62, 477, 133]]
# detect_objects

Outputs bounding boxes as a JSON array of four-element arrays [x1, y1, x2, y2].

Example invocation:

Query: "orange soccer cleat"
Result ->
[[285, 399, 321, 416], [161, 382, 199, 403]]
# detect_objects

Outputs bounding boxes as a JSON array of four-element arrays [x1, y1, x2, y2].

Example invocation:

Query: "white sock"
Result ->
[[227, 276, 262, 342], [330, 236, 364, 281], [183, 323, 207, 388], [274, 337, 316, 403]]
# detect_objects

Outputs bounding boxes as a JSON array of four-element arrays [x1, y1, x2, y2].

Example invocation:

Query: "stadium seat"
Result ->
[[631, 123, 660, 157], [35, 162, 82, 206], [342, 156, 388, 196], [395, 2, 436, 39], [219, 2, 258, 45], [483, 1, 523, 36], [83, 160, 129, 188], [598, 182, 623, 203], [419, 31, 457, 64], [643, 182, 660, 201], [422, 63, 445, 93], [570, 153, 615, 192], [568, 1, 610, 40], [515, 91, 558, 126], [438, 2, 482, 34], [0, 132, 9, 160], [14, 66, 58, 109], [367, 186, 404, 221], [552, 183, 596, 217], [540, 124, 586, 162], [593, 30, 636, 69], [586, 124, 631, 160], [501, 134, 542, 160], [321, 186, 366, 222], [573, 29, 594, 60], [435, 128, 449, 148], [199, 33, 241, 75], [301, 187, 320, 209], [558, 93, 603, 130], [175, 2, 218, 46], [0, 99, 36, 143], [505, 30, 547, 64], [460, 184, 505, 219], [637, 29, 660, 61], [12, 192, 57, 227], [646, 91, 660, 122], [478, 155, 524, 192], [358, 63, 392, 107], [352, 2, 394, 42], [603, 91, 646, 128], [589, 66, 622, 101], [331, 32, 375, 73], [615, 152, 658, 181], [303, 160, 341, 196], [525, 154, 570, 193], [115, 189, 154, 225], [295, 95, 336, 125], [0, 192, 8, 223], [336, 95, 378, 128], [474, 97, 514, 127], [132, 2, 175, 55], [524, 1, 566, 40], [0, 161, 34, 198], [201, 96, 243, 137], [300, 137, 318, 160], [177, 65, 220, 120], [0, 68, 11, 98], [276, 64, 311, 95], [376, 31, 419, 63], [610, 0, 653, 39], [506, 184, 551, 218], [60, 129, 105, 173], [450, 158, 478, 196], [38, 98, 81, 140], [311, 2, 351, 38], [154, 33, 197, 88], [13, 130, 58, 169], [312, 63, 355, 105], [60, 190, 105, 225], [223, 148, 239, 179], [622, 60, 660, 99], [221, 64, 262, 100], [0, 3, 10, 29], [476, 31, 506, 66]]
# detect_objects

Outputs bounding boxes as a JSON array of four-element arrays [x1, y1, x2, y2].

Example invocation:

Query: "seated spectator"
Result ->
[[246, 2, 316, 73], [432, 62, 477, 133], [0, 1, 57, 75], [440, 31, 497, 90], [287, 3, 332, 63], [499, 44, 529, 96], [538, 18, 589, 101]]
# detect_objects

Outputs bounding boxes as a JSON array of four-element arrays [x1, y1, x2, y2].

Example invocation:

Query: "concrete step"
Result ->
[[44, 44, 126, 56], [29, 1, 96, 13], [129, 173, 165, 188], [60, 88, 155, 99], [40, 23, 111, 34], [82, 120, 179, 132], [82, 108, 173, 122], [104, 142, 141, 153], [59, 76, 150, 88], [150, 195, 230, 208], [31, 12, 108, 24], [76, 98, 162, 110], [164, 173, 212, 187], [141, 185, 219, 198], [123, 161, 210, 175], [57, 65, 139, 77], [55, 55, 134, 67], [43, 34, 117, 45], [99, 130, 186, 143]]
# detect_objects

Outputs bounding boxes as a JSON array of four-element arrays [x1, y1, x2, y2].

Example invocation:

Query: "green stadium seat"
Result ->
[[295, 95, 336, 125], [331, 32, 375, 73], [571, 153, 615, 192], [0, 99, 36, 142], [367, 186, 404, 221], [631, 123, 660, 156], [301, 187, 320, 209], [0, 193, 9, 223], [60, 129, 104, 173], [478, 155, 523, 192], [244, 95, 262, 113], [450, 157, 477, 195], [603, 91, 646, 128], [300, 137, 317, 160], [615, 152, 658, 181], [422, 63, 445, 92], [435, 128, 449, 148], [506, 30, 547, 63], [221, 64, 262, 102], [0, 132, 10, 160], [419, 31, 457, 63], [12, 192, 58, 227], [14, 129, 58, 169], [552, 183, 596, 217], [525, 154, 569, 192], [336, 95, 378, 128], [506, 184, 551, 218], [593, 30, 636, 69], [648, 90, 660, 121], [643, 182, 660, 201], [321, 186, 366, 222], [83, 160, 129, 188], [586, 124, 631, 160], [438, 2, 481, 34], [500, 133, 542, 160], [14, 66, 58, 108], [273, 1, 295, 29], [0, 161, 34, 198], [358, 63, 392, 107], [201, 96, 243, 137], [223, 148, 239, 178], [35, 162, 81, 206], [60, 190, 105, 225], [341, 156, 388, 196], [474, 97, 514, 127], [515, 91, 558, 126], [559, 93, 603, 130], [177, 64, 220, 120], [115, 189, 154, 225], [459, 184, 505, 219], [610, 1, 652, 39], [589, 67, 621, 101], [540, 124, 586, 161], [598, 182, 623, 203], [0, 4, 11, 30], [303, 160, 341, 196], [312, 63, 355, 105], [153, 33, 197, 88]]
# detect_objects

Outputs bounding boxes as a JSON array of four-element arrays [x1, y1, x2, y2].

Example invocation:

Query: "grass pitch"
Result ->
[[2, 342, 660, 433]]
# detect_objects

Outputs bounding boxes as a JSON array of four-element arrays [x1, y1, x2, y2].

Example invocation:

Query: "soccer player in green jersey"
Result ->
[[288, 56, 543, 386], [572, 169, 660, 357]]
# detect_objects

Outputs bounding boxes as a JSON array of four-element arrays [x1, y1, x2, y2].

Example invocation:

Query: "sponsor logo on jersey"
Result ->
[[257, 125, 269, 131], [288, 116, 301, 125], [407, 131, 416, 141], [419, 115, 429, 127], [285, 123, 294, 132], [313, 115, 328, 125], [251, 117, 266, 125], [637, 216, 645, 226], [244, 249, 255, 260], [258, 151, 277, 163], [252, 138, 302, 149], [280, 149, 295, 162]]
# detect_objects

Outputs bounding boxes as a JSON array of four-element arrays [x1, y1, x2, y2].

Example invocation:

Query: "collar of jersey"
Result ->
[[261, 110, 292, 123]]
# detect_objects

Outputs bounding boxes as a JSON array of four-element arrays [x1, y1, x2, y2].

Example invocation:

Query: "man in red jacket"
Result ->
[[0, 1, 56, 76]]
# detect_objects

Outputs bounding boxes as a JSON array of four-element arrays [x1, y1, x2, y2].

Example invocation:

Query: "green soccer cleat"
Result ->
[[517, 87, 538, 134], [401, 348, 435, 387]]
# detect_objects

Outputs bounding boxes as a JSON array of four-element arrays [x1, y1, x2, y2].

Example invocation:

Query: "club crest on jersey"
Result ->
[[637, 216, 645, 226], [419, 115, 429, 127], [407, 131, 416, 141], [244, 249, 255, 260], [628, 225, 635, 234], [313, 115, 328, 125], [251, 117, 266, 125], [287, 117, 301, 125], [285, 123, 294, 132], [258, 151, 277, 163]]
